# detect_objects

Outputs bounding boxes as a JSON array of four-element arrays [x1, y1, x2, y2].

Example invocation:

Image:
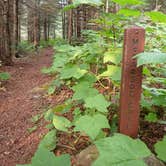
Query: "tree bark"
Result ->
[[0, 0, 14, 65], [67, 0, 73, 43], [13, 0, 19, 55]]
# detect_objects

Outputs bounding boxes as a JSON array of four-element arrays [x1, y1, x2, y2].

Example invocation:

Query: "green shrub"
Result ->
[[40, 38, 67, 48], [17, 41, 35, 54], [0, 72, 10, 81]]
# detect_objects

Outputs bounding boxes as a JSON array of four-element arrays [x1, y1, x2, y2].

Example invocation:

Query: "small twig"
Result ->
[[74, 135, 81, 145], [97, 78, 110, 90], [57, 143, 76, 151]]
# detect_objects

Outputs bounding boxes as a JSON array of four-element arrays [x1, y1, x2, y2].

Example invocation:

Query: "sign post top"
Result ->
[[124, 25, 145, 31]]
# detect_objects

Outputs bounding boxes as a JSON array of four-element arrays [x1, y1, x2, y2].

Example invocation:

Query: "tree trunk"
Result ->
[[28, 7, 34, 43], [0, 0, 14, 65], [67, 1, 73, 43], [76, 6, 81, 38], [33, 0, 40, 49], [13, 0, 19, 55], [44, 16, 48, 41]]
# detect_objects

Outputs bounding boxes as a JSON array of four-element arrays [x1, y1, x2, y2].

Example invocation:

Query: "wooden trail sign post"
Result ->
[[119, 26, 145, 138]]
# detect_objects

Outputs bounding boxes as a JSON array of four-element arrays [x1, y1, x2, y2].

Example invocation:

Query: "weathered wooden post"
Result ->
[[119, 26, 145, 138]]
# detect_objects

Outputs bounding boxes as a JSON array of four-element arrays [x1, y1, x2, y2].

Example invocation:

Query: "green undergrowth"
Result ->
[[16, 38, 67, 56], [36, 35, 166, 165], [17, 41, 35, 55], [0, 72, 10, 81], [0, 61, 11, 88], [39, 38, 67, 48]]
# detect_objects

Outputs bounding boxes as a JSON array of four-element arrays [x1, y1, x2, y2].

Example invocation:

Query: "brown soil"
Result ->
[[0, 48, 54, 166], [140, 121, 166, 153]]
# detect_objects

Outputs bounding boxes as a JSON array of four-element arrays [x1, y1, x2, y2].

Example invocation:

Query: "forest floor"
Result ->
[[0, 48, 56, 166]]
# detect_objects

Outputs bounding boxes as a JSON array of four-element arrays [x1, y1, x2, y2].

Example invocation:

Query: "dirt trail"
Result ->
[[0, 49, 53, 166]]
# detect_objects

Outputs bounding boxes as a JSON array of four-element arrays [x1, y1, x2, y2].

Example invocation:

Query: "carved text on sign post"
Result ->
[[119, 26, 145, 138]]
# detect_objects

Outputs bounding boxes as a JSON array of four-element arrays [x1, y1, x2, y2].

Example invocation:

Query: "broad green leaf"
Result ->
[[47, 86, 56, 95], [42, 54, 69, 74], [45, 123, 54, 129], [79, 73, 97, 84], [143, 85, 166, 96], [112, 0, 143, 6], [142, 86, 166, 107], [60, 64, 87, 79], [146, 11, 166, 23], [135, 52, 166, 66], [85, 94, 110, 113], [141, 96, 153, 109], [144, 113, 158, 123], [118, 9, 141, 17], [53, 115, 71, 132], [39, 130, 57, 151], [51, 104, 67, 113], [104, 49, 122, 65], [31, 114, 41, 123], [143, 67, 151, 76], [148, 77, 166, 85], [72, 82, 99, 101], [93, 134, 151, 166], [142, 85, 166, 107], [0, 72, 10, 80], [44, 109, 54, 121], [73, 108, 82, 123], [17, 146, 70, 166], [152, 95, 166, 107], [154, 136, 166, 162], [32, 147, 70, 166], [74, 114, 110, 140], [99, 65, 121, 81]]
